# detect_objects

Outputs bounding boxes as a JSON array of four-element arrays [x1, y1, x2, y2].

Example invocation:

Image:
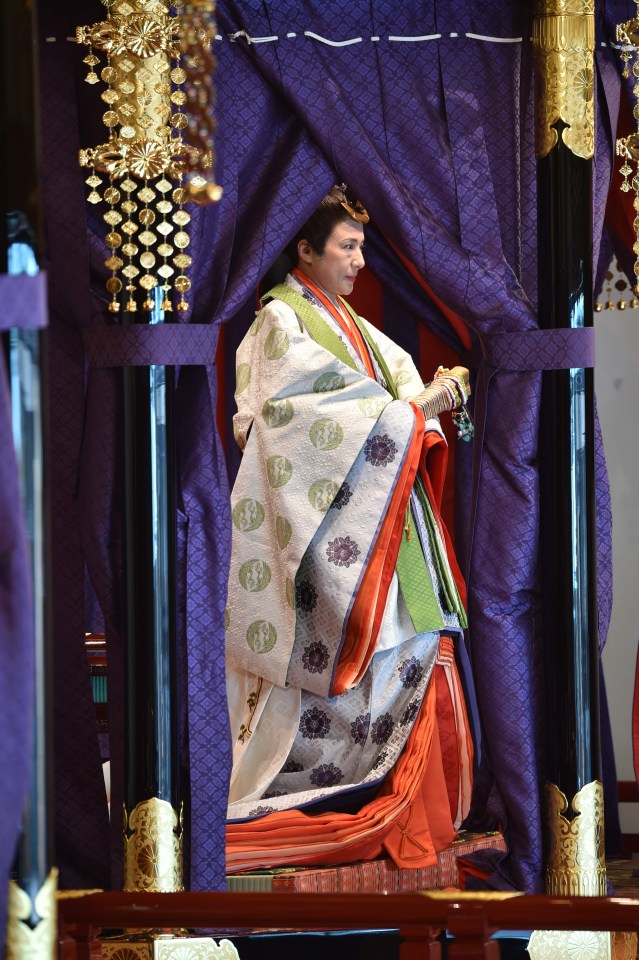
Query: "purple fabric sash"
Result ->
[[82, 324, 219, 367], [470, 327, 595, 371], [0, 273, 48, 330]]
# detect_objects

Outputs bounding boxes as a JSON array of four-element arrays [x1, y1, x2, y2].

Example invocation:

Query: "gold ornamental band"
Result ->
[[6, 868, 58, 960], [532, 1, 595, 160], [544, 780, 606, 897], [535, 0, 594, 14], [123, 798, 184, 892]]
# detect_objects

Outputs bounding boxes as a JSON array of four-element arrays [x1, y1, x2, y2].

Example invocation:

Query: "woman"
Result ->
[[225, 186, 473, 874]]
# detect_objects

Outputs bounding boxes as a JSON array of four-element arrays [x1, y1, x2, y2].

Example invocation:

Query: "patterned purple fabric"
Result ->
[[0, 354, 35, 942], [476, 328, 595, 371], [39, 0, 232, 892], [32, 0, 621, 898], [210, 1, 620, 892], [83, 324, 219, 368], [0, 273, 48, 330]]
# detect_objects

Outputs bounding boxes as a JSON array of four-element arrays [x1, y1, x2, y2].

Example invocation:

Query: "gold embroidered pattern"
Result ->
[[6, 869, 58, 960], [123, 798, 184, 892], [532, 1, 595, 160], [544, 779, 605, 896]]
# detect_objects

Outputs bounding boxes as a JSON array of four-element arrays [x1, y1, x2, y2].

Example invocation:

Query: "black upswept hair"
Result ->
[[260, 187, 365, 293], [286, 186, 358, 262]]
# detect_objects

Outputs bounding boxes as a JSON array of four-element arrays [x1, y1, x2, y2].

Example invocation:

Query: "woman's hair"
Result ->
[[286, 187, 354, 262], [260, 186, 367, 293]]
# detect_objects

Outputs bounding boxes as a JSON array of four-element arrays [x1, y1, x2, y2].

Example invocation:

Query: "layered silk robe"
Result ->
[[225, 273, 473, 873]]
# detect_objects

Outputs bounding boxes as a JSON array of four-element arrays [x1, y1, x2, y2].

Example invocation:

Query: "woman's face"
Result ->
[[298, 220, 365, 297]]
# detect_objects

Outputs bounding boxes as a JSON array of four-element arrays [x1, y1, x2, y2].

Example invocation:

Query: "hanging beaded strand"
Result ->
[[616, 4, 639, 296], [78, 0, 218, 316]]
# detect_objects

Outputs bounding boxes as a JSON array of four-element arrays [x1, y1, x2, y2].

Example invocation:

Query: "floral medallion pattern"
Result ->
[[309, 762, 343, 788], [350, 712, 370, 745], [364, 433, 397, 467], [398, 656, 423, 689], [326, 535, 361, 567], [371, 712, 394, 745], [330, 481, 353, 511], [302, 640, 329, 674], [281, 758, 304, 774], [299, 706, 331, 740], [296, 578, 318, 614], [400, 699, 420, 728]]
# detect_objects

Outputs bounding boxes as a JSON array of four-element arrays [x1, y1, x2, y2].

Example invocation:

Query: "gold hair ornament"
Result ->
[[615, 3, 639, 295], [336, 183, 370, 223], [77, 0, 221, 316]]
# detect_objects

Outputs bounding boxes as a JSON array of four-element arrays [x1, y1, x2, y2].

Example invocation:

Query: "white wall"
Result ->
[[596, 264, 639, 837]]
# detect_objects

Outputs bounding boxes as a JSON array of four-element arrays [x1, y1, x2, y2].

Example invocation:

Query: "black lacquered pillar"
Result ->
[[532, 0, 604, 898], [122, 290, 183, 892], [1, 0, 56, 957]]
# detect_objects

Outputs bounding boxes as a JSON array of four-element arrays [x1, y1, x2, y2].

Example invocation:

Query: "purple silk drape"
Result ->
[[35, 0, 622, 896], [39, 1, 233, 890], [210, 0, 621, 891]]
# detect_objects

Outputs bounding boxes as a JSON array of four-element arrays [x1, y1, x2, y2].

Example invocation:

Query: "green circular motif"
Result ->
[[308, 478, 339, 512], [267, 455, 293, 488], [276, 516, 292, 549], [264, 327, 290, 360], [248, 312, 265, 336], [262, 397, 295, 428], [239, 559, 272, 593], [309, 418, 344, 451], [285, 578, 295, 609], [313, 372, 346, 393], [358, 397, 386, 418], [236, 363, 251, 395], [232, 498, 265, 532], [246, 620, 277, 654], [393, 369, 413, 387]]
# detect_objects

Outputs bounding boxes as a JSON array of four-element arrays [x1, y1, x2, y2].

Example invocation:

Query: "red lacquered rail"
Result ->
[[58, 892, 639, 960]]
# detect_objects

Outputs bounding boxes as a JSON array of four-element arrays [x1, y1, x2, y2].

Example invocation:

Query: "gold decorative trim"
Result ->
[[178, 1, 223, 204], [56, 888, 104, 899], [77, 0, 220, 315], [544, 780, 605, 897], [532, 3, 595, 160], [535, 0, 594, 14], [102, 943, 153, 960], [123, 798, 184, 892], [421, 891, 523, 901], [528, 930, 638, 960], [615, 6, 639, 295], [101, 935, 240, 960], [154, 937, 240, 960], [6, 868, 58, 960]]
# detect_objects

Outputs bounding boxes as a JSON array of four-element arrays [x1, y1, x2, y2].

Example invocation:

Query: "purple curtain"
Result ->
[[36, 0, 621, 895], [39, 0, 236, 890], [209, 0, 621, 891]]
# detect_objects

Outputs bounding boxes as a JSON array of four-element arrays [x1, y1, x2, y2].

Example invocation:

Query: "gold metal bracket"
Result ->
[[529, 781, 637, 960], [123, 798, 184, 892], [6, 868, 58, 960], [532, 0, 595, 159], [101, 934, 240, 960]]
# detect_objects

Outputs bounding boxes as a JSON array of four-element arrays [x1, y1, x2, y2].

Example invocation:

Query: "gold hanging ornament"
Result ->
[[77, 0, 221, 315], [616, 3, 639, 296], [178, 1, 223, 204]]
